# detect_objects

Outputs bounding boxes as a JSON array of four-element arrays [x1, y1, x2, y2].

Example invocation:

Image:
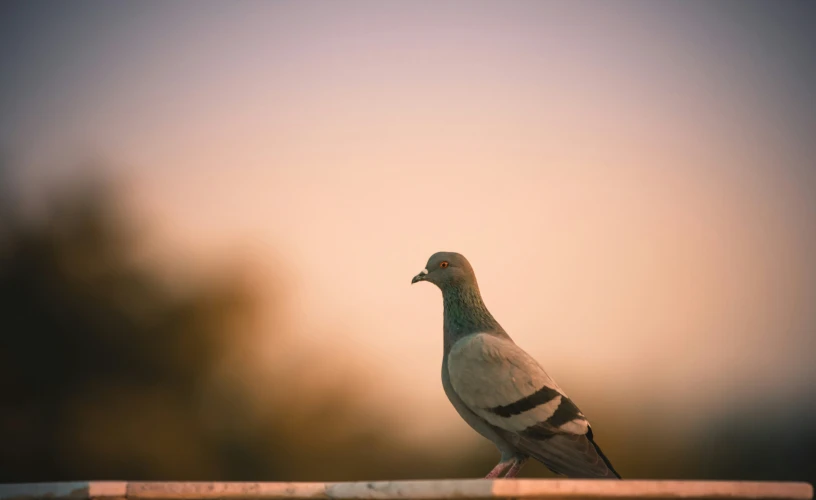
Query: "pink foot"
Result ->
[[503, 457, 529, 478], [484, 460, 512, 478]]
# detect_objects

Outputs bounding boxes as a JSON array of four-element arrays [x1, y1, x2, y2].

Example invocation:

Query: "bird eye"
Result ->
[[440, 261, 449, 269]]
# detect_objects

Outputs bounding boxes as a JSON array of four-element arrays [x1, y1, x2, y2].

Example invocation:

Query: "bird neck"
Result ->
[[442, 283, 505, 352]]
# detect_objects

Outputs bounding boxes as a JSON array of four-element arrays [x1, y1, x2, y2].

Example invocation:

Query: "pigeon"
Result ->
[[411, 251, 620, 479]]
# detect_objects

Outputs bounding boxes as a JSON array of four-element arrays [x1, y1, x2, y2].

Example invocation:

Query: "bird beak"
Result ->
[[411, 268, 428, 284]]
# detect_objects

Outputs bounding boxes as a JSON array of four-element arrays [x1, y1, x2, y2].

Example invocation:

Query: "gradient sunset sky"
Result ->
[[2, 0, 815, 440]]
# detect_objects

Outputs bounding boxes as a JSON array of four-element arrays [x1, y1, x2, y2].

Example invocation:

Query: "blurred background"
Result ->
[[1, 0, 814, 484]]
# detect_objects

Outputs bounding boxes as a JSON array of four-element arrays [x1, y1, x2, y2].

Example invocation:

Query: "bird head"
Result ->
[[411, 251, 476, 289]]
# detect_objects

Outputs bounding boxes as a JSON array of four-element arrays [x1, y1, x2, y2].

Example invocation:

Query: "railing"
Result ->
[[0, 481, 812, 500]]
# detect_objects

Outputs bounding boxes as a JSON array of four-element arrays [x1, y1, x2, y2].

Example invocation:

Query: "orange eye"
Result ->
[[440, 261, 449, 269]]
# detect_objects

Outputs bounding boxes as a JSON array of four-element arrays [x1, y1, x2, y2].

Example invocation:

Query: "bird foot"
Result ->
[[484, 460, 511, 478], [485, 456, 528, 479], [503, 457, 529, 478]]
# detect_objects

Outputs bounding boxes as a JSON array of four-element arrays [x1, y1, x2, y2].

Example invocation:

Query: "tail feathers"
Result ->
[[511, 428, 621, 479], [587, 428, 621, 479]]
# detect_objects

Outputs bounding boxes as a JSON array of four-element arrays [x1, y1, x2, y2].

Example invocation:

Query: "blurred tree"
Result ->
[[0, 167, 257, 479]]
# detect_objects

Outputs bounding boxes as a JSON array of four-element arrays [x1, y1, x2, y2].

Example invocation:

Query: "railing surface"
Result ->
[[0, 481, 812, 500]]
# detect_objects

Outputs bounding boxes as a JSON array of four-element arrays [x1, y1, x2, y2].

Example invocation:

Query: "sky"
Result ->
[[1, 0, 815, 440]]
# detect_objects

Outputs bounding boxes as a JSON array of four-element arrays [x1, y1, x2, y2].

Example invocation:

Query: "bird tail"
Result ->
[[587, 428, 622, 479], [510, 427, 622, 479]]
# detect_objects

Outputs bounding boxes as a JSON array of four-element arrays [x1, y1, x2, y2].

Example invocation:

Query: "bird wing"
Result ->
[[447, 333, 620, 478]]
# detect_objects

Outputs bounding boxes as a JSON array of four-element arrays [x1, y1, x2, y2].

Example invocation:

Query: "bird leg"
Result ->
[[502, 457, 529, 478], [484, 460, 513, 479]]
